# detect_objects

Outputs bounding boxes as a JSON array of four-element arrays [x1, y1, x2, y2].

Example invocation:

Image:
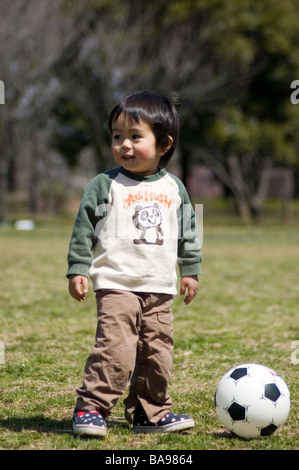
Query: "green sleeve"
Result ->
[[66, 172, 113, 278], [171, 175, 203, 277]]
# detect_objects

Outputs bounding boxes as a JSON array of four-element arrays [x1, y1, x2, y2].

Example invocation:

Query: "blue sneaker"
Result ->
[[132, 404, 194, 433], [73, 409, 107, 437]]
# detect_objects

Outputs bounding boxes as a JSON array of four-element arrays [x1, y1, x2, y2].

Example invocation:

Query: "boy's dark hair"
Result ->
[[108, 91, 180, 167]]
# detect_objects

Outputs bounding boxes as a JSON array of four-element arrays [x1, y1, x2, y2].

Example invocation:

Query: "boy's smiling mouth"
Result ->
[[122, 155, 135, 161]]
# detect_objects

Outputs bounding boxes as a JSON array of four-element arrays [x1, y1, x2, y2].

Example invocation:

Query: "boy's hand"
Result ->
[[68, 275, 88, 302], [180, 275, 199, 305]]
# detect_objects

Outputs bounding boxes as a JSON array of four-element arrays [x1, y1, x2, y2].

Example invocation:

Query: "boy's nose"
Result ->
[[121, 138, 132, 149]]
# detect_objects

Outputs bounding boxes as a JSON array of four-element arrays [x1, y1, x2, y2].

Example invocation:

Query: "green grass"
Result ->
[[0, 219, 298, 450]]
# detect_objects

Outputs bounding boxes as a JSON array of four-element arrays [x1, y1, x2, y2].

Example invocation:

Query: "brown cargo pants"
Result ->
[[75, 289, 174, 423]]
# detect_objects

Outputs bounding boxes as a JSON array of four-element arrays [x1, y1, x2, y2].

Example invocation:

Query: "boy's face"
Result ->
[[111, 114, 172, 176]]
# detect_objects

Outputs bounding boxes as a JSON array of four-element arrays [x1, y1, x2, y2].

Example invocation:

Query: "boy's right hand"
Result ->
[[68, 275, 88, 302]]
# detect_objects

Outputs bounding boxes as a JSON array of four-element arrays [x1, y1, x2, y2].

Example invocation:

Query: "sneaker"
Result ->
[[73, 409, 107, 437], [132, 404, 194, 433]]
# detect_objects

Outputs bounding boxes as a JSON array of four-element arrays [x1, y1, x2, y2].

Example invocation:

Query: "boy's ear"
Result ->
[[160, 135, 173, 156]]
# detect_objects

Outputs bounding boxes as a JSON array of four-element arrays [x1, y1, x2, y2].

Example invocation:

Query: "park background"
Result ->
[[0, 0, 298, 450]]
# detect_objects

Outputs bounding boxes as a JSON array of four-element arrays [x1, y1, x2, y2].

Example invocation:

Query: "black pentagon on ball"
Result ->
[[261, 424, 278, 436], [230, 367, 248, 380], [264, 383, 281, 402], [228, 402, 246, 421]]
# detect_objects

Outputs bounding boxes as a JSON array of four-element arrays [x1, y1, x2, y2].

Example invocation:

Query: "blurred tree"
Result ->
[[46, 0, 299, 222], [190, 0, 299, 222], [0, 0, 75, 217], [46, 0, 261, 173], [200, 107, 293, 222], [1, 0, 299, 222]]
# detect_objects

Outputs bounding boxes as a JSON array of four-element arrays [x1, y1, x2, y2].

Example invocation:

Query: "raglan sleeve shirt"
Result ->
[[176, 178, 203, 278], [67, 171, 114, 278], [67, 167, 202, 295]]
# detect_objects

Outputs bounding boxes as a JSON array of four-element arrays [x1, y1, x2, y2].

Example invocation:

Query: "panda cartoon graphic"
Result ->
[[132, 203, 164, 245]]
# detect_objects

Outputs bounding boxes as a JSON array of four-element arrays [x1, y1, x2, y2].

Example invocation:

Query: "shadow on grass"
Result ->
[[0, 415, 130, 436], [0, 416, 73, 435], [211, 431, 237, 439]]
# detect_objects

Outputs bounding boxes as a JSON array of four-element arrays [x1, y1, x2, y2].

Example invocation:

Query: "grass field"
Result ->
[[0, 216, 298, 450]]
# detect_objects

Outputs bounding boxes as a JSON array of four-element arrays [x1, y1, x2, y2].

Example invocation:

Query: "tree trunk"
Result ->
[[29, 133, 41, 214], [180, 150, 191, 191], [0, 115, 9, 224], [280, 168, 294, 222], [250, 157, 272, 224], [227, 155, 252, 223]]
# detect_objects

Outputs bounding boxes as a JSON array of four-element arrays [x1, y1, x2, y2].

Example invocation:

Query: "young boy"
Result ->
[[67, 91, 202, 437]]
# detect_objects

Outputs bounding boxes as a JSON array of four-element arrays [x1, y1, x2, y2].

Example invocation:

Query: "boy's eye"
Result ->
[[132, 134, 140, 140], [113, 134, 121, 140]]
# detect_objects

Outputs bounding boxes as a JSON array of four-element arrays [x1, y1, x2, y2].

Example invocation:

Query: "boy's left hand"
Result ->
[[180, 275, 199, 305]]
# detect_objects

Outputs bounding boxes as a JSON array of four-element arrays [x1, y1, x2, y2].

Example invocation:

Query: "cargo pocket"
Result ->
[[157, 312, 173, 325], [157, 312, 174, 344]]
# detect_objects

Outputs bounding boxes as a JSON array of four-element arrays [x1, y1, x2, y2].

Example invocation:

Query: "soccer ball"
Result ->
[[214, 363, 290, 439]]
